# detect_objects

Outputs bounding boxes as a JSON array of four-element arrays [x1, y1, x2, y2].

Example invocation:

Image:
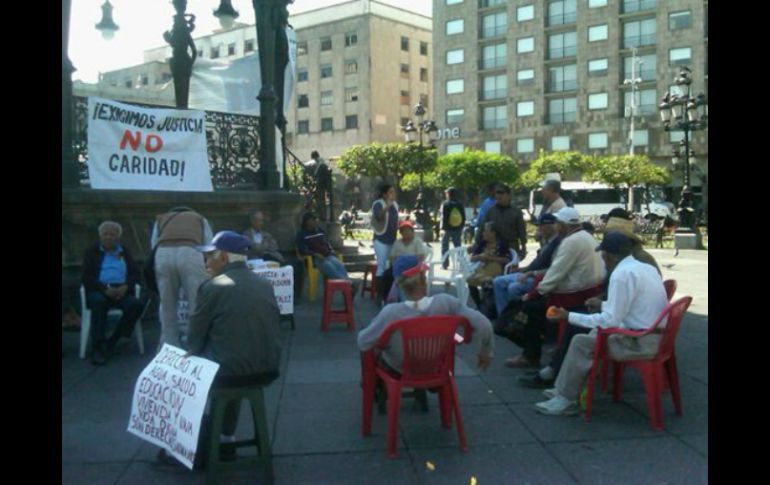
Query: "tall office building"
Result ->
[[433, 0, 707, 203]]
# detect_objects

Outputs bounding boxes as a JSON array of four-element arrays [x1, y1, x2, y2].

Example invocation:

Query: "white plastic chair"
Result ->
[[503, 249, 521, 275], [79, 285, 145, 359], [427, 246, 472, 304]]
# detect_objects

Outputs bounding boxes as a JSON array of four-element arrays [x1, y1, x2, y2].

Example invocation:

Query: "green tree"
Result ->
[[517, 150, 595, 190], [337, 142, 437, 191], [416, 150, 520, 208], [584, 154, 672, 210]]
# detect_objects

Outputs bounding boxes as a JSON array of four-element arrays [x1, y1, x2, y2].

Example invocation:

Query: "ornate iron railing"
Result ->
[[72, 96, 262, 189]]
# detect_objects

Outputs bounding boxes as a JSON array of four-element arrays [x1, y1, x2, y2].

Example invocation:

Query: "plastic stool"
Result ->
[[206, 386, 273, 485], [361, 262, 378, 299], [321, 279, 355, 331]]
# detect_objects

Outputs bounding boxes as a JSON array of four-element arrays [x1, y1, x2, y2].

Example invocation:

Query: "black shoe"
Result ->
[[220, 442, 237, 462], [517, 373, 554, 389], [91, 347, 107, 366]]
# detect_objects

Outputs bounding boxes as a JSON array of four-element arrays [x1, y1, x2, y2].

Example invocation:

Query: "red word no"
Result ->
[[119, 130, 164, 153]]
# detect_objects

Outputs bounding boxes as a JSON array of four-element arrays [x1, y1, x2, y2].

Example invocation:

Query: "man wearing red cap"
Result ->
[[357, 256, 494, 373]]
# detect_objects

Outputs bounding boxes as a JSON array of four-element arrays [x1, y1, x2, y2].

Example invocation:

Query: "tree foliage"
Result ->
[[337, 142, 437, 190], [584, 154, 672, 188], [518, 150, 595, 189]]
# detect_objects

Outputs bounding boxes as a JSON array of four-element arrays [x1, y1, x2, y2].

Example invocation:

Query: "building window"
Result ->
[[346, 60, 358, 74], [446, 49, 464, 65], [345, 87, 359, 102], [624, 89, 657, 116], [484, 141, 502, 154], [420, 42, 428, 55], [588, 132, 608, 149], [420, 94, 429, 107], [669, 11, 691, 30], [517, 4, 534, 22], [244, 40, 255, 53], [517, 69, 535, 86], [297, 41, 307, 55], [446, 19, 464, 35], [346, 115, 358, 129], [548, 97, 577, 123], [481, 12, 507, 38], [588, 0, 607, 7], [298, 68, 308, 82], [548, 0, 577, 26], [124, 79, 132, 88], [298, 94, 309, 108], [548, 31, 577, 59], [551, 136, 571, 151], [588, 24, 608, 42], [632, 130, 649, 147], [548, 64, 577, 92], [420, 68, 428, 82], [482, 105, 507, 130], [588, 92, 609, 110], [517, 138, 535, 153], [622, 0, 656, 14], [481, 43, 506, 69], [141, 75, 149, 86], [400, 64, 410, 78], [446, 144, 465, 154], [447, 0, 463, 4], [624, 54, 656, 81], [321, 37, 332, 51], [588, 58, 608, 77], [345, 31, 358, 46], [401, 37, 409, 51], [161, 72, 172, 82], [623, 18, 656, 48], [669, 131, 685, 143], [400, 90, 410, 105], [228, 43, 236, 56], [297, 120, 309, 134], [197, 49, 204, 58], [446, 79, 464, 94], [321, 91, 333, 106], [669, 47, 692, 66], [321, 118, 333, 132], [481, 0, 505, 6], [517, 101, 535, 117], [210, 46, 220, 59], [517, 37, 535, 54], [446, 108, 465, 124], [482, 74, 507, 100], [321, 64, 333, 78]]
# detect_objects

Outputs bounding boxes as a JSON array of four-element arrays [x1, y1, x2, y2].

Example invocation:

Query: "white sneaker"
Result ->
[[542, 388, 557, 400], [534, 395, 580, 416]]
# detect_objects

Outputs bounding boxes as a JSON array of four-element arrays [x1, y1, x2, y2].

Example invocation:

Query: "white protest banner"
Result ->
[[128, 344, 220, 470], [251, 265, 294, 315], [87, 97, 213, 192]]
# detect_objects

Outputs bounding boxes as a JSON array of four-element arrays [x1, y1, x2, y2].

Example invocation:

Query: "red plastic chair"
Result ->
[[547, 284, 604, 347], [321, 279, 355, 331], [360, 315, 473, 458], [361, 262, 378, 299], [584, 295, 693, 431]]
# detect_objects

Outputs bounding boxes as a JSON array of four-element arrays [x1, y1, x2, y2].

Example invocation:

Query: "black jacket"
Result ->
[[81, 242, 141, 294]]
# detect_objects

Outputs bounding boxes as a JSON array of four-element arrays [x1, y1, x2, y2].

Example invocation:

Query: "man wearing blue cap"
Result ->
[[534, 231, 668, 416], [186, 231, 282, 447], [357, 255, 495, 374], [491, 213, 562, 320]]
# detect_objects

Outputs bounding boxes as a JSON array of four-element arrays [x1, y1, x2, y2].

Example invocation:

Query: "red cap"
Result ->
[[398, 220, 415, 230]]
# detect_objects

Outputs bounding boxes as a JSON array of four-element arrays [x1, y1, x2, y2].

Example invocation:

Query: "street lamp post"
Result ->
[[402, 101, 437, 241], [623, 47, 643, 212], [658, 66, 707, 242]]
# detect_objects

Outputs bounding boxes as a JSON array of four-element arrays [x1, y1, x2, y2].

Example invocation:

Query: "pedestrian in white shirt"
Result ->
[[534, 231, 668, 416]]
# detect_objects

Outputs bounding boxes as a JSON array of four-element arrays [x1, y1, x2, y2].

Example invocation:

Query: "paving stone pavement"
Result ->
[[62, 245, 707, 484]]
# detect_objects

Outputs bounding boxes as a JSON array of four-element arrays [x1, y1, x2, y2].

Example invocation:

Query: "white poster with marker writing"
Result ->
[[87, 97, 213, 192], [127, 344, 219, 470], [251, 265, 294, 315]]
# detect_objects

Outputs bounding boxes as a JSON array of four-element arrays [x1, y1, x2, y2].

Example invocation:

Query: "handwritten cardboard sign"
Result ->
[[127, 344, 220, 469], [251, 265, 294, 315]]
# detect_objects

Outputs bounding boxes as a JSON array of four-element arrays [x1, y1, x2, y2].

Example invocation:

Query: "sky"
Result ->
[[69, 0, 433, 84]]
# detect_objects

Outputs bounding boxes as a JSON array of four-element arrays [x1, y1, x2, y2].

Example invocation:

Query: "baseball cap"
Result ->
[[393, 255, 429, 278], [536, 213, 557, 226], [553, 207, 581, 224], [197, 231, 251, 255], [596, 231, 633, 255], [398, 220, 415, 230]]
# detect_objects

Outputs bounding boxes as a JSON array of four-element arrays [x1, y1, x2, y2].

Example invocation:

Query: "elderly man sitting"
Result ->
[[357, 255, 495, 374], [81, 221, 144, 365], [535, 232, 668, 416]]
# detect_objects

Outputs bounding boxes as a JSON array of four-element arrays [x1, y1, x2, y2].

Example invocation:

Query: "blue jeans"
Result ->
[[441, 229, 462, 267], [317, 255, 349, 280], [492, 272, 536, 316]]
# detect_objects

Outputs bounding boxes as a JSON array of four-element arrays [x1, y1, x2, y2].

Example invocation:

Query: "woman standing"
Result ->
[[370, 184, 399, 304]]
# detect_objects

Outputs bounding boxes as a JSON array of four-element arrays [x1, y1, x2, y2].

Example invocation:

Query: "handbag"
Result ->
[[143, 212, 184, 294]]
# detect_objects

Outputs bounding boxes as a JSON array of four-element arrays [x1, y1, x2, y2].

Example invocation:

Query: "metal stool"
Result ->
[[321, 279, 355, 331]]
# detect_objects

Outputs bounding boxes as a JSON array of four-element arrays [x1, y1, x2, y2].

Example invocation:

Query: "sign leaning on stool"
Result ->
[[127, 344, 220, 470]]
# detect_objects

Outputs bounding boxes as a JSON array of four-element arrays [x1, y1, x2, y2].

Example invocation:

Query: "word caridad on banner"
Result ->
[[87, 97, 213, 192]]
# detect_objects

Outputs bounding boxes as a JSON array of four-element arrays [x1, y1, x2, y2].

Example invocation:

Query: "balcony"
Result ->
[[481, 25, 507, 39], [548, 79, 578, 93], [548, 46, 577, 60], [480, 89, 507, 101], [479, 57, 507, 70], [623, 34, 656, 48], [481, 119, 507, 130], [547, 112, 577, 124], [622, 0, 656, 14]]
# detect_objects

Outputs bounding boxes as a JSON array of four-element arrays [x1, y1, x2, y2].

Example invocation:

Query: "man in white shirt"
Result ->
[[534, 231, 668, 416]]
